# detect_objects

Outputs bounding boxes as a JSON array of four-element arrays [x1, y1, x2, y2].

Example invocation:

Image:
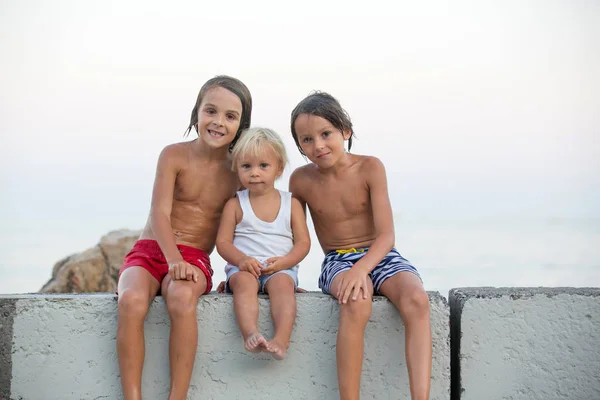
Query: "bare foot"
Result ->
[[265, 339, 287, 360], [244, 332, 267, 353]]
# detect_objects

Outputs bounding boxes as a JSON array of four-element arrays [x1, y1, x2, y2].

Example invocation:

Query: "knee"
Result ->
[[267, 274, 295, 294], [399, 289, 430, 320], [117, 289, 150, 319], [166, 285, 198, 317], [230, 271, 259, 294], [340, 296, 372, 323]]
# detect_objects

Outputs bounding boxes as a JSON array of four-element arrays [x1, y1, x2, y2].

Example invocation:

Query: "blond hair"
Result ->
[[231, 127, 288, 172]]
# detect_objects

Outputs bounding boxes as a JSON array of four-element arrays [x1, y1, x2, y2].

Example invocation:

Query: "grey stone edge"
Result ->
[[0, 298, 17, 400], [448, 286, 600, 400]]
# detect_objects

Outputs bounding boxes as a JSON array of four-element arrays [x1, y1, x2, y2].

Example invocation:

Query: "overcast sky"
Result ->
[[0, 0, 599, 293]]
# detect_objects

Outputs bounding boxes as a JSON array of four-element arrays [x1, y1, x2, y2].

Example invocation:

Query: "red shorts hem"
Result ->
[[119, 239, 213, 294]]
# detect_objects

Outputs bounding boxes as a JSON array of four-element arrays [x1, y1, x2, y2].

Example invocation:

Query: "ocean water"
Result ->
[[1, 215, 599, 297]]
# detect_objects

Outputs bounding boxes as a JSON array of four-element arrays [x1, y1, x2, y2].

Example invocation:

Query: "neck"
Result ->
[[191, 138, 230, 160], [248, 186, 278, 199], [316, 152, 353, 176]]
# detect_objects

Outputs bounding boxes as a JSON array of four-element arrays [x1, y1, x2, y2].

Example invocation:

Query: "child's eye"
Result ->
[[302, 137, 312, 143], [241, 164, 250, 169], [260, 163, 269, 168], [205, 108, 216, 114], [322, 131, 331, 137], [227, 113, 237, 120]]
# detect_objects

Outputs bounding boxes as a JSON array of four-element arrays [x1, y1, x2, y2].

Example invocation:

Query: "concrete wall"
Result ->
[[3, 288, 599, 400], [0, 292, 450, 400], [449, 288, 600, 400]]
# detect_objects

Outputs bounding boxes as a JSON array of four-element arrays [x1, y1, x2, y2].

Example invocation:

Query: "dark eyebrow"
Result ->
[[203, 103, 240, 116]]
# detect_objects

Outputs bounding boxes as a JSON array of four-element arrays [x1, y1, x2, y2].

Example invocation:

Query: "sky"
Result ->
[[0, 0, 599, 294]]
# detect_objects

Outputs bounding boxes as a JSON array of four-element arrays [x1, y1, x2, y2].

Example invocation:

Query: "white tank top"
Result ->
[[224, 189, 298, 274]]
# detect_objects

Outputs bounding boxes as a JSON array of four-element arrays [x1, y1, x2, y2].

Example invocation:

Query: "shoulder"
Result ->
[[157, 141, 192, 166], [160, 141, 192, 156], [279, 189, 297, 201], [290, 164, 317, 185], [356, 155, 386, 177], [290, 196, 304, 210], [289, 165, 317, 200], [278, 189, 293, 198], [223, 195, 242, 212], [352, 154, 383, 168]]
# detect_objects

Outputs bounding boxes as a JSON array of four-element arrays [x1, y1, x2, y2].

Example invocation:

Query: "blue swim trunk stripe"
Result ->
[[318, 248, 421, 295]]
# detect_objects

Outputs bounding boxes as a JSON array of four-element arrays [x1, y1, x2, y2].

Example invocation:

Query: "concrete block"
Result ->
[[0, 292, 450, 400], [450, 287, 600, 400]]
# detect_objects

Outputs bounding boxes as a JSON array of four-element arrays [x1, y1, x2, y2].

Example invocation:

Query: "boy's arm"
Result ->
[[262, 198, 311, 274], [353, 157, 395, 272], [215, 198, 262, 277], [149, 146, 186, 265], [338, 157, 395, 303], [288, 168, 308, 211]]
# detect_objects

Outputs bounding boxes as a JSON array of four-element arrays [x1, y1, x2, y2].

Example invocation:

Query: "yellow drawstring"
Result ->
[[336, 248, 365, 254]]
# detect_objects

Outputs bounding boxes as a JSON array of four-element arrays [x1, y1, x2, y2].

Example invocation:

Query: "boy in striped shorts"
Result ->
[[289, 92, 432, 400]]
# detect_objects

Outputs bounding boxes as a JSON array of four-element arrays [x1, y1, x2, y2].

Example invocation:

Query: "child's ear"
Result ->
[[342, 129, 351, 140]]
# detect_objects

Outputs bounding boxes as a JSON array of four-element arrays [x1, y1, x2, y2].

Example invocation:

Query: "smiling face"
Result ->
[[236, 145, 283, 195], [293, 113, 351, 168], [196, 86, 243, 150]]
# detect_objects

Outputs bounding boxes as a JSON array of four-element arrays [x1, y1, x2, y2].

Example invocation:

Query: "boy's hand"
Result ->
[[216, 281, 226, 293], [239, 256, 262, 278], [168, 260, 199, 282], [337, 267, 369, 304], [261, 256, 287, 275]]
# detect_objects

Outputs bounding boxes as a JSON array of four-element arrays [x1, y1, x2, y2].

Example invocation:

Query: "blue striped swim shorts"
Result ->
[[318, 247, 421, 295]]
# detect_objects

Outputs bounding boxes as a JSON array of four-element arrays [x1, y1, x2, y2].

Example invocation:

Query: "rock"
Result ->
[[99, 229, 141, 286], [40, 229, 141, 293]]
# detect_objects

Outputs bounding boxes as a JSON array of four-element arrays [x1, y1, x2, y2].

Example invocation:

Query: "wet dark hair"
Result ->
[[290, 91, 355, 156], [184, 75, 252, 152]]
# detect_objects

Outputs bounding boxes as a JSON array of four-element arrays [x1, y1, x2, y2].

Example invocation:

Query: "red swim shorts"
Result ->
[[119, 239, 213, 294]]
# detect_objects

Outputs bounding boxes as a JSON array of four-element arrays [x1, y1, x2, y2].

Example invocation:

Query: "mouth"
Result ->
[[208, 129, 225, 138], [316, 152, 331, 159]]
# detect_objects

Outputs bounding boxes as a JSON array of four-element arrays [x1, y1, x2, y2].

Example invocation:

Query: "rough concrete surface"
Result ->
[[450, 287, 600, 400], [0, 292, 449, 400]]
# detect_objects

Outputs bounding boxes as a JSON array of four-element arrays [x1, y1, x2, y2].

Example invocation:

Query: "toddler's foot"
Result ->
[[265, 339, 287, 360], [244, 332, 267, 353]]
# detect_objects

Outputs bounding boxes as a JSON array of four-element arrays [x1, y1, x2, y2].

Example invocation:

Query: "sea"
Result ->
[[1, 214, 599, 298]]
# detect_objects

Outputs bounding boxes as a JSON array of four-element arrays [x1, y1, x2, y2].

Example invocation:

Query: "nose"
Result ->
[[213, 113, 224, 127], [250, 167, 259, 177], [314, 136, 325, 149]]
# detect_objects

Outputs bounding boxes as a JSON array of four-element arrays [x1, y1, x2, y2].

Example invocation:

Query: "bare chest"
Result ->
[[305, 177, 370, 221], [174, 166, 237, 211]]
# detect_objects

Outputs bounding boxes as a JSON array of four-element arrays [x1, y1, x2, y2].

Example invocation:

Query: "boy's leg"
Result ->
[[117, 267, 160, 400], [330, 271, 374, 400], [161, 272, 207, 400], [228, 271, 264, 352], [263, 273, 297, 360], [379, 272, 431, 400]]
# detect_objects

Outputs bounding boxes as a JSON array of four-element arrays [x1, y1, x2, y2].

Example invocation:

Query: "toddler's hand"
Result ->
[[261, 256, 286, 275], [239, 256, 262, 278], [168, 260, 199, 282]]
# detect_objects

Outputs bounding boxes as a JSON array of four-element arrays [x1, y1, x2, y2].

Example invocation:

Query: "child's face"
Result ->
[[236, 146, 283, 194], [196, 86, 243, 150], [293, 114, 350, 168]]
